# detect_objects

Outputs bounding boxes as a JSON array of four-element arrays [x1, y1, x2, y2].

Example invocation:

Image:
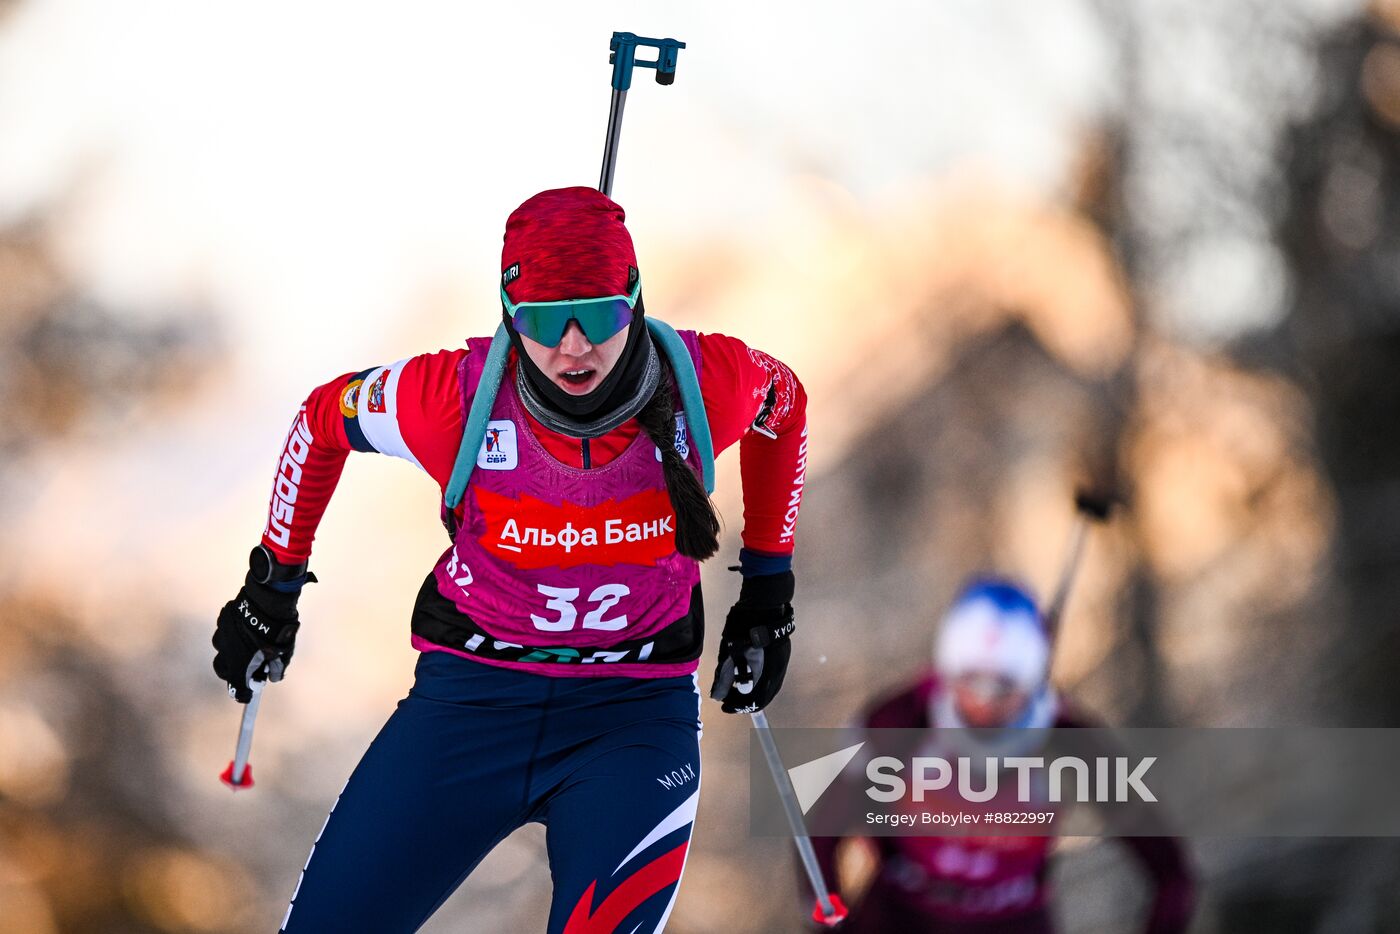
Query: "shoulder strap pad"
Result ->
[[646, 318, 715, 494], [444, 323, 511, 509]]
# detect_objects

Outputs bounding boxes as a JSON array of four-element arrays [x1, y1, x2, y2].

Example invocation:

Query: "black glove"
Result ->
[[212, 546, 313, 703], [710, 570, 796, 714]]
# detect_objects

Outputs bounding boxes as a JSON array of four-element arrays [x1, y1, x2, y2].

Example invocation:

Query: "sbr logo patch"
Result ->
[[478, 419, 518, 470]]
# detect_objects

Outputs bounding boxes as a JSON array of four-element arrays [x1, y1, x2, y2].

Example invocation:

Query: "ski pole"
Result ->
[[598, 32, 686, 197], [596, 25, 834, 926], [220, 677, 265, 790], [1044, 490, 1115, 639], [751, 709, 849, 927]]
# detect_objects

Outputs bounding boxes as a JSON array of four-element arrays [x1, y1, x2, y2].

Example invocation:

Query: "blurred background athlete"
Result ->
[[811, 579, 1196, 934]]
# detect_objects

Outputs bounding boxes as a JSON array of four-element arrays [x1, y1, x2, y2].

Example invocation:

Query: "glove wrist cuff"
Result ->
[[242, 571, 311, 617], [737, 569, 795, 608], [249, 544, 310, 586]]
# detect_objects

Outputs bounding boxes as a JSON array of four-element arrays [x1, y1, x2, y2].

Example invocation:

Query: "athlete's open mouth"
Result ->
[[559, 368, 595, 386]]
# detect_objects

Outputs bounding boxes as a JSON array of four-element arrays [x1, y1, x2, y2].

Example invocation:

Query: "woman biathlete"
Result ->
[[212, 187, 809, 933]]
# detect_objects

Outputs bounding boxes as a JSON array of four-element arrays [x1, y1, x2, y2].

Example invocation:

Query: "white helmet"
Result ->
[[934, 578, 1049, 694]]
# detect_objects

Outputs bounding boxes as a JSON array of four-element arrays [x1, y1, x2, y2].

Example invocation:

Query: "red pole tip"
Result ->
[[220, 761, 255, 790], [811, 893, 849, 926]]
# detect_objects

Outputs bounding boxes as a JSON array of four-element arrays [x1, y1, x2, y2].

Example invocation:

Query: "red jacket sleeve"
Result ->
[[697, 332, 809, 557], [260, 379, 355, 563], [259, 349, 467, 563]]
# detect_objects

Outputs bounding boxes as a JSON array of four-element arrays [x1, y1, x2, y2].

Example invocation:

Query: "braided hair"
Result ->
[[635, 363, 720, 561]]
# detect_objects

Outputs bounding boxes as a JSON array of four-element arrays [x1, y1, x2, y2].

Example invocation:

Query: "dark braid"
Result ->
[[636, 363, 720, 561]]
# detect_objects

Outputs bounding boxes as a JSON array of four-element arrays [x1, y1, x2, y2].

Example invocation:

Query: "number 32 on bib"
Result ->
[[530, 583, 631, 632]]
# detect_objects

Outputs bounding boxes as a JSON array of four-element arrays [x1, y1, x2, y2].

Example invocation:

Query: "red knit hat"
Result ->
[[501, 187, 637, 303]]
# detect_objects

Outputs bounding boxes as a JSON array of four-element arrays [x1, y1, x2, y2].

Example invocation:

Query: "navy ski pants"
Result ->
[[278, 651, 703, 933]]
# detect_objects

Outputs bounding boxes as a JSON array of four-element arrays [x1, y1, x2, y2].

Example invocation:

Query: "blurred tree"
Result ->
[[0, 219, 246, 933], [1276, 11, 1400, 728], [1090, 1, 1400, 930]]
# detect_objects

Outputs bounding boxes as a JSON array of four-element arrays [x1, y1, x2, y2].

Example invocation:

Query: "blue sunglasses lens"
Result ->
[[511, 298, 634, 348], [573, 300, 635, 343]]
